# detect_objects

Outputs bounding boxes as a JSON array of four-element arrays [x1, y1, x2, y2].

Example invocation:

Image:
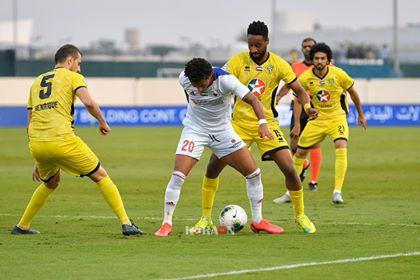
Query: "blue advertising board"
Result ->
[[0, 105, 419, 127]]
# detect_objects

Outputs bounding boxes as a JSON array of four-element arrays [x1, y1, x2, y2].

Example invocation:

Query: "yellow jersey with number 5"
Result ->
[[222, 51, 297, 124], [298, 66, 354, 120], [27, 67, 87, 141]]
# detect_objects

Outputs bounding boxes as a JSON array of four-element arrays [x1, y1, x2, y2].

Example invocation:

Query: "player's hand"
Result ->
[[32, 166, 41, 182], [358, 114, 367, 130], [290, 125, 300, 139], [99, 122, 111, 135], [306, 108, 318, 120], [259, 124, 274, 139]]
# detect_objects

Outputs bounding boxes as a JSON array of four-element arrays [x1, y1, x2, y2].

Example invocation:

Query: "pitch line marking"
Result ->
[[156, 251, 420, 280], [1, 213, 419, 227]]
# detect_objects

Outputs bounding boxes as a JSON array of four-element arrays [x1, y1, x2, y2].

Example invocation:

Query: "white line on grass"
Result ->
[[1, 213, 419, 227], [156, 251, 420, 280]]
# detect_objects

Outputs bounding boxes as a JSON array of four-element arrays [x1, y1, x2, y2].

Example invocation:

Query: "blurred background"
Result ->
[[0, 0, 419, 127]]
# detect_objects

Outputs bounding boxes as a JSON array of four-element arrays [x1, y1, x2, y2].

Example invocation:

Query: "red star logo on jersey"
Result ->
[[248, 79, 266, 97], [316, 90, 331, 103]]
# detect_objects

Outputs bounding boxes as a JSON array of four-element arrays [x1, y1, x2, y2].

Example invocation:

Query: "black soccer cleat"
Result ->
[[308, 181, 318, 191], [122, 221, 144, 236], [299, 161, 310, 182], [11, 225, 40, 235]]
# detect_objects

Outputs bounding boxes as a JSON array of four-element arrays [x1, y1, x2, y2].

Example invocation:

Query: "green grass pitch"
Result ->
[[0, 127, 419, 279]]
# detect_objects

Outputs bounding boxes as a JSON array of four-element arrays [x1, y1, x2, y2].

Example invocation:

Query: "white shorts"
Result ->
[[175, 126, 246, 160]]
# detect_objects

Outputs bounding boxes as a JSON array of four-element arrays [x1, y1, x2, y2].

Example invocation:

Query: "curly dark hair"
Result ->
[[184, 58, 213, 84], [310, 42, 333, 61], [247, 21, 268, 40], [55, 44, 82, 64]]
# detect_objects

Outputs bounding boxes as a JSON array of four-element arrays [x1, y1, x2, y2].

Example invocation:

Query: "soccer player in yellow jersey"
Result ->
[[191, 21, 318, 234], [11, 44, 142, 236], [295, 43, 367, 204]]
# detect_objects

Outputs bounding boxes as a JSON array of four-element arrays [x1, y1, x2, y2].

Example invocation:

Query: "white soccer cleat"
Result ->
[[273, 192, 291, 204], [332, 191, 344, 204]]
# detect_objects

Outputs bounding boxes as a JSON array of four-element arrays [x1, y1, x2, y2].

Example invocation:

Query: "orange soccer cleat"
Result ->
[[155, 223, 172, 237], [251, 219, 284, 234]]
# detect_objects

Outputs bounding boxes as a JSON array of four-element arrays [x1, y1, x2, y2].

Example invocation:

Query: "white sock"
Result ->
[[246, 168, 263, 224], [163, 171, 186, 225]]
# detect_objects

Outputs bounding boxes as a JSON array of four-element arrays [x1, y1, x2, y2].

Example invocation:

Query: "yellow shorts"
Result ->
[[232, 121, 289, 161], [298, 117, 349, 149], [29, 136, 100, 182]]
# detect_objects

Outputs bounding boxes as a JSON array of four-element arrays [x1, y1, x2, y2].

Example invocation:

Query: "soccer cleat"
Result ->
[[332, 192, 344, 204], [273, 192, 291, 204], [250, 219, 284, 234], [11, 225, 40, 235], [295, 214, 316, 233], [308, 181, 318, 191], [299, 160, 310, 182], [190, 216, 217, 235], [122, 221, 144, 236], [155, 223, 172, 237]]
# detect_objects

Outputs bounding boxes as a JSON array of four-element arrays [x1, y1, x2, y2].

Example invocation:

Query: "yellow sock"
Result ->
[[293, 155, 305, 176], [18, 183, 54, 229], [202, 176, 219, 218], [289, 189, 304, 217], [97, 176, 130, 225], [335, 148, 348, 192]]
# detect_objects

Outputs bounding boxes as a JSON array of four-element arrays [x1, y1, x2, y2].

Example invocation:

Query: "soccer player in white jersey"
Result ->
[[155, 58, 284, 236]]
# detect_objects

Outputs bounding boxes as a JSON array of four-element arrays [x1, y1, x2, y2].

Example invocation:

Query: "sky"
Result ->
[[0, 0, 419, 47]]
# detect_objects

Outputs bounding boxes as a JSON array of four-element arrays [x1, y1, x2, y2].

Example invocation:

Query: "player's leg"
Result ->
[[190, 154, 226, 235], [156, 127, 204, 236], [55, 136, 141, 235], [202, 153, 226, 218], [12, 142, 60, 235], [12, 169, 60, 235], [88, 166, 143, 235], [309, 142, 322, 191], [330, 119, 349, 204], [219, 146, 283, 234]]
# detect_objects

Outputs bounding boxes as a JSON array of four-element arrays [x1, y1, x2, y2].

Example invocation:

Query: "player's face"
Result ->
[[247, 35, 268, 61], [302, 40, 315, 61], [68, 53, 82, 73], [312, 52, 329, 71], [192, 75, 212, 94]]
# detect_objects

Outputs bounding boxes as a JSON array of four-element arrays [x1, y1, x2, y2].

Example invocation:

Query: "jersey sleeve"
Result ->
[[221, 74, 249, 99], [339, 68, 354, 90], [222, 55, 240, 77], [27, 91, 33, 109], [72, 72, 87, 93], [278, 57, 297, 85]]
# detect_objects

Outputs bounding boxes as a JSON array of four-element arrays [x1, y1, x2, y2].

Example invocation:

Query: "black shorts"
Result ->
[[289, 100, 309, 135]]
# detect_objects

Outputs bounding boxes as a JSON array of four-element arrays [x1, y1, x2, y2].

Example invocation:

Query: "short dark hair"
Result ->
[[247, 21, 268, 40], [302, 37, 316, 46], [184, 58, 213, 84], [54, 44, 82, 64], [310, 43, 333, 61]]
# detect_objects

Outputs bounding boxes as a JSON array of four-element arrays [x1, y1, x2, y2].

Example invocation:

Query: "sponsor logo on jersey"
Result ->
[[248, 79, 266, 97], [256, 66, 263, 71], [316, 90, 331, 103], [244, 66, 250, 72]]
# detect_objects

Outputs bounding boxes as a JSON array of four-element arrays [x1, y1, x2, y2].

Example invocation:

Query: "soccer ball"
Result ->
[[219, 205, 247, 234]]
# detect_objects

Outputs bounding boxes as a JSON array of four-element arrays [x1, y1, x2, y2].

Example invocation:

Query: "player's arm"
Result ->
[[347, 86, 367, 129], [242, 92, 274, 139], [275, 84, 290, 104], [290, 96, 303, 139], [75, 87, 111, 135], [289, 80, 318, 119]]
